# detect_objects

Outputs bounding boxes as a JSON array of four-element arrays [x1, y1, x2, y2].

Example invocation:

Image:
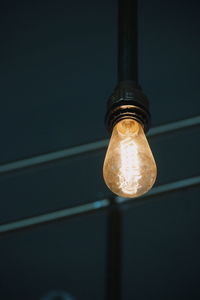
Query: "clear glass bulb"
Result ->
[[103, 119, 157, 198]]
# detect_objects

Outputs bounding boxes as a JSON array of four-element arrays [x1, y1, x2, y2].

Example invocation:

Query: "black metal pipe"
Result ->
[[118, 0, 138, 83], [105, 0, 150, 133], [105, 199, 122, 300]]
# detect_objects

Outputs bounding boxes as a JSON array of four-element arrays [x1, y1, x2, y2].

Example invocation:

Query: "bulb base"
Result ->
[[105, 81, 151, 132]]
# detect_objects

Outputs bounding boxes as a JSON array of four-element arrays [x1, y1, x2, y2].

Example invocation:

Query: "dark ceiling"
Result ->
[[0, 0, 200, 299]]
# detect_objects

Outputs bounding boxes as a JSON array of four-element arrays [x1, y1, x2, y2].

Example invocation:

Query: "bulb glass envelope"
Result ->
[[103, 119, 157, 198]]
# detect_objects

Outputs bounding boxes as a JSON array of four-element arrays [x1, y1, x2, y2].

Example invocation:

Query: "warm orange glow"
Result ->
[[103, 119, 157, 198]]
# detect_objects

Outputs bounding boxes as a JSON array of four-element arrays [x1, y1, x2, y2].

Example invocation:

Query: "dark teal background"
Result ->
[[0, 0, 200, 299]]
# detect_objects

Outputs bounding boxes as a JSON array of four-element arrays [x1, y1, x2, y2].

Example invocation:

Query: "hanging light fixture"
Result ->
[[103, 0, 157, 198]]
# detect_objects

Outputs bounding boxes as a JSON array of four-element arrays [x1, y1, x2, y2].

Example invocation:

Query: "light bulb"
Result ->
[[103, 119, 157, 198]]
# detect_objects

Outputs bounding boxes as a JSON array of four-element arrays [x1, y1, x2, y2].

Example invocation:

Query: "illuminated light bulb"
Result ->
[[103, 119, 157, 198]]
